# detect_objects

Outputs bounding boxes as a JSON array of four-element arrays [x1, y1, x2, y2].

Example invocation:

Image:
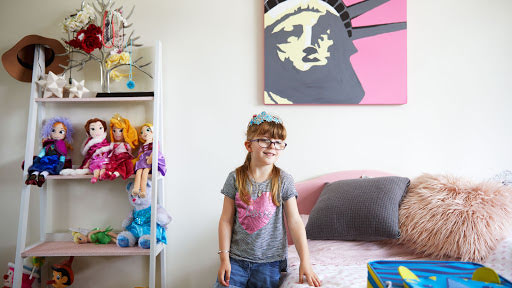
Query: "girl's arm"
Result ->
[[217, 196, 235, 287], [284, 197, 321, 287]]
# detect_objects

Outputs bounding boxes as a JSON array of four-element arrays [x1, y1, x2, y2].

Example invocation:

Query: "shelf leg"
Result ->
[[39, 185, 47, 242], [14, 186, 31, 288]]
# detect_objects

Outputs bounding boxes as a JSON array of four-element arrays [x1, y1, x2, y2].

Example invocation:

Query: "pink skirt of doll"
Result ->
[[105, 152, 134, 179], [89, 152, 109, 171]]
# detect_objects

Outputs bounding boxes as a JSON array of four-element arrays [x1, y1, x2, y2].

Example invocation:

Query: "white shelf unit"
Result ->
[[13, 41, 166, 288]]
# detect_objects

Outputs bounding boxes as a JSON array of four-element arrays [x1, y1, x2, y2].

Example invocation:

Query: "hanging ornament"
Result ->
[[126, 39, 135, 89]]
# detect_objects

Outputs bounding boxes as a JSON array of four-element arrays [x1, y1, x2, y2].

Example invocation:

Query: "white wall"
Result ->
[[1, 0, 512, 287]]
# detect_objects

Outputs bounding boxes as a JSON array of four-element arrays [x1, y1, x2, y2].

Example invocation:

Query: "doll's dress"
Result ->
[[28, 139, 67, 175], [104, 143, 134, 179], [125, 206, 167, 244], [134, 142, 167, 176], [79, 137, 110, 171]]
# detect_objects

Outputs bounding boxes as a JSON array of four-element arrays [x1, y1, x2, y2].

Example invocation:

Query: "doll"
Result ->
[[2, 261, 39, 288], [70, 227, 118, 244], [131, 123, 167, 198], [117, 181, 172, 249], [78, 118, 110, 183], [25, 117, 73, 187], [47, 257, 74, 288], [93, 114, 138, 180]]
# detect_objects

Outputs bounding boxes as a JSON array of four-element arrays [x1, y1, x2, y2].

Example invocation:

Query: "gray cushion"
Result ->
[[305, 176, 410, 241]]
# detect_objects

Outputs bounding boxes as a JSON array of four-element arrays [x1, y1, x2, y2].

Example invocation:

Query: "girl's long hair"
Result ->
[[235, 121, 287, 206]]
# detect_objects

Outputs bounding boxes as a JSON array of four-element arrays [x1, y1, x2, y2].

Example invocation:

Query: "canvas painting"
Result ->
[[264, 0, 407, 104]]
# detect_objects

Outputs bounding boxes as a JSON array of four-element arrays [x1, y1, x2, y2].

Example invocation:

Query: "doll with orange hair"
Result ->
[[131, 123, 167, 198], [93, 114, 138, 180], [25, 117, 73, 187]]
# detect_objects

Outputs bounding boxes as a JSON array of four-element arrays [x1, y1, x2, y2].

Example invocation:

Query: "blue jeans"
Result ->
[[214, 257, 282, 288]]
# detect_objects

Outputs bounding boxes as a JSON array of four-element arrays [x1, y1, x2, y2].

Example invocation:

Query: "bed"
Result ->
[[279, 170, 512, 288]]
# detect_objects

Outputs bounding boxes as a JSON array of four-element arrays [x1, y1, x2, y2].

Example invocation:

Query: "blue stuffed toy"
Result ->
[[117, 180, 172, 249]]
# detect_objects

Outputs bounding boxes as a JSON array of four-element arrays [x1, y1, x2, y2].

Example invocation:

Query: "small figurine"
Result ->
[[25, 117, 73, 187], [70, 227, 118, 244], [78, 118, 110, 183], [117, 181, 172, 249], [2, 261, 39, 288], [47, 257, 74, 288], [131, 123, 166, 198]]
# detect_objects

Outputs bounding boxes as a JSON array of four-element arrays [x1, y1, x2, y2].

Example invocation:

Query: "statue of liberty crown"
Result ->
[[249, 111, 282, 126]]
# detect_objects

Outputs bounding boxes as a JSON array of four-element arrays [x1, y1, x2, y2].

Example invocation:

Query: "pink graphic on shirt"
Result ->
[[236, 192, 277, 234]]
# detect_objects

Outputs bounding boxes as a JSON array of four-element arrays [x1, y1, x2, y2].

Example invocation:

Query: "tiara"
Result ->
[[249, 111, 282, 126]]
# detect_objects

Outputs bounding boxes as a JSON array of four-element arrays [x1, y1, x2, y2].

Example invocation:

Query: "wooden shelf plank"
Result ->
[[45, 174, 154, 180], [35, 97, 154, 103], [21, 241, 163, 257]]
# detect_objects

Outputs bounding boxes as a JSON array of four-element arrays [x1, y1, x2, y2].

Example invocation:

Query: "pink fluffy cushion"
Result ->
[[397, 173, 512, 261]]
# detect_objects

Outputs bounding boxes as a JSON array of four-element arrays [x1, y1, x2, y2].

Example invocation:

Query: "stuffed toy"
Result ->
[[117, 180, 172, 249], [70, 226, 118, 244], [25, 116, 73, 187], [47, 256, 74, 288], [93, 113, 138, 181], [131, 123, 167, 198], [2, 261, 39, 288]]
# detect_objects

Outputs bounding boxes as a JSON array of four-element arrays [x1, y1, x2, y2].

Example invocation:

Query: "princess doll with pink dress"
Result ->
[[131, 123, 166, 198], [25, 117, 73, 187], [78, 118, 110, 183], [93, 114, 138, 180]]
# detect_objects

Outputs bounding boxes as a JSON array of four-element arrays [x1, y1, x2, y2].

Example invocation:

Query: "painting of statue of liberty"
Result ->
[[264, 0, 407, 104]]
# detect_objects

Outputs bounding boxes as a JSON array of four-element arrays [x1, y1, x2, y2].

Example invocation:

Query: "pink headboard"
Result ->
[[287, 170, 395, 245]]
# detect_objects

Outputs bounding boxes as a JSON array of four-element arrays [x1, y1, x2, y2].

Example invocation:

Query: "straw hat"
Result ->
[[2, 34, 69, 82]]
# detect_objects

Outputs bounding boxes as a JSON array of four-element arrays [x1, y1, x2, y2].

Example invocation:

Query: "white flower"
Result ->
[[61, 3, 96, 33]]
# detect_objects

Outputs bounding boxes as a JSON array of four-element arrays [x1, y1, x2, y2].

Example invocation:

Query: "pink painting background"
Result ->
[[345, 0, 407, 104]]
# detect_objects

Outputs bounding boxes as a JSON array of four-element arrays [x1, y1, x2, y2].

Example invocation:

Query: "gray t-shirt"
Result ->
[[221, 169, 298, 264]]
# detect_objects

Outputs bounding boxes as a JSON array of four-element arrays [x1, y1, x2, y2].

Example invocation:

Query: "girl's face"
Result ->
[[89, 121, 105, 138], [51, 123, 66, 140], [140, 126, 153, 143], [112, 127, 124, 142], [246, 135, 285, 166]]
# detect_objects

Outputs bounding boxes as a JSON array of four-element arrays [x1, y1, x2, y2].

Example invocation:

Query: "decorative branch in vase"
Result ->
[[59, 0, 152, 94]]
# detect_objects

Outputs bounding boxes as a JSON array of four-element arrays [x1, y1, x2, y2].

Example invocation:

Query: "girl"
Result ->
[[93, 114, 138, 180], [215, 112, 321, 288], [131, 123, 167, 198], [78, 118, 110, 183], [25, 117, 73, 187]]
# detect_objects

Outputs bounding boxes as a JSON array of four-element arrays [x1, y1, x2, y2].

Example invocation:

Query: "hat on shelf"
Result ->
[[2, 34, 69, 82]]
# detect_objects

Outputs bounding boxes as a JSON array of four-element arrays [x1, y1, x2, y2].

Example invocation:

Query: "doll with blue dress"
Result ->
[[25, 117, 73, 187]]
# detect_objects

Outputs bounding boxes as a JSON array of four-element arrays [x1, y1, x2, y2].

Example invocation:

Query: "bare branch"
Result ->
[[125, 5, 135, 20], [108, 63, 153, 79], [92, 3, 101, 15]]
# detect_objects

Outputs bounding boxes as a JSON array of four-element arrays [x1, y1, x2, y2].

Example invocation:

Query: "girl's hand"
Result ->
[[217, 259, 231, 287], [299, 262, 321, 287]]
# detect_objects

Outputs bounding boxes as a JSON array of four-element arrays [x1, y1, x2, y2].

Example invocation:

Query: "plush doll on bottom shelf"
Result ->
[[47, 256, 74, 288], [131, 123, 167, 198], [70, 226, 118, 244], [117, 181, 172, 249], [25, 117, 73, 187], [93, 114, 138, 181]]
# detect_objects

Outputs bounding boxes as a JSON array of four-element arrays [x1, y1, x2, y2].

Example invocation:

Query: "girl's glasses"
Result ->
[[250, 138, 287, 150]]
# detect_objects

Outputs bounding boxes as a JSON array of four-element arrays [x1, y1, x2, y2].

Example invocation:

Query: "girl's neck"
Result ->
[[249, 163, 273, 183]]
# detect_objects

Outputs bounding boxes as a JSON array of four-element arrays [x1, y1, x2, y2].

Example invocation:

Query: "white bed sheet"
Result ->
[[280, 235, 512, 288]]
